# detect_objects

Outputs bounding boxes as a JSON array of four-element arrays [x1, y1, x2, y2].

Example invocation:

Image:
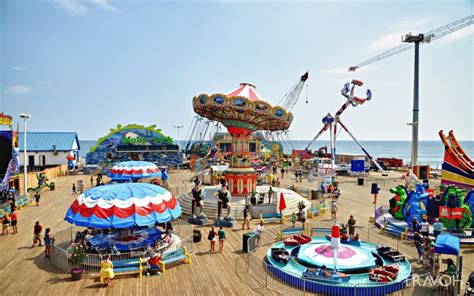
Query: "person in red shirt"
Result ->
[[10, 209, 18, 234], [146, 253, 161, 275], [32, 221, 43, 247]]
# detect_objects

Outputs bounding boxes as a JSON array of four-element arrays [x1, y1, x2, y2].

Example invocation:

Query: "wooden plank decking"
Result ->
[[0, 173, 278, 296]]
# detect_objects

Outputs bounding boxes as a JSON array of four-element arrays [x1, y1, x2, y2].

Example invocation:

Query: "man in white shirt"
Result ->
[[300, 206, 308, 228], [331, 201, 338, 220], [420, 218, 430, 237], [253, 221, 264, 247]]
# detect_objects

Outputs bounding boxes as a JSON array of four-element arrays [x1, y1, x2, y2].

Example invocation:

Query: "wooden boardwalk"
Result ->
[[0, 173, 278, 296], [1, 170, 471, 295]]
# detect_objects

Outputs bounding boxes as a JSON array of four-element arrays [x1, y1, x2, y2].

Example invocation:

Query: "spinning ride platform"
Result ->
[[266, 237, 412, 295]]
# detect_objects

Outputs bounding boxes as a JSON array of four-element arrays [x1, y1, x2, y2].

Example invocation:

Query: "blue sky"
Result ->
[[1, 0, 472, 142]]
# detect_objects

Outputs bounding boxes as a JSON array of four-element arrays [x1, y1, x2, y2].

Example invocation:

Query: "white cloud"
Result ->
[[6, 85, 32, 95], [54, 0, 119, 15], [390, 18, 432, 31], [89, 0, 119, 13], [439, 26, 473, 45], [368, 31, 405, 52], [36, 81, 53, 84], [11, 66, 25, 71], [55, 0, 88, 15]]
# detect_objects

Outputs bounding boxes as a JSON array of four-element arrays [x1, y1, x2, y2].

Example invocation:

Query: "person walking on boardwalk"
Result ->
[[10, 208, 18, 234], [34, 191, 41, 206], [320, 182, 326, 198], [72, 183, 77, 195], [100, 255, 115, 286], [253, 221, 264, 247], [330, 201, 338, 220], [2, 214, 10, 235], [300, 205, 307, 229], [218, 226, 226, 253], [280, 167, 285, 179], [242, 205, 250, 230], [347, 215, 356, 238], [44, 228, 54, 258], [161, 168, 169, 187], [208, 226, 217, 253], [291, 212, 297, 228], [32, 221, 43, 247]]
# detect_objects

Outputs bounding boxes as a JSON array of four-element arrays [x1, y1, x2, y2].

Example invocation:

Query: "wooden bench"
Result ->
[[260, 212, 283, 224], [309, 227, 331, 237], [100, 258, 146, 283], [277, 227, 305, 239], [159, 247, 191, 273]]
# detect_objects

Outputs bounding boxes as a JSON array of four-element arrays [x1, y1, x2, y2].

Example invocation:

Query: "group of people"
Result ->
[[1, 206, 18, 235], [412, 216, 444, 265], [31, 221, 54, 258], [72, 180, 84, 195], [207, 226, 226, 253]]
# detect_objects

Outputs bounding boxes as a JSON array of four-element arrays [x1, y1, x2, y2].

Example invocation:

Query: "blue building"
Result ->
[[18, 132, 80, 168]]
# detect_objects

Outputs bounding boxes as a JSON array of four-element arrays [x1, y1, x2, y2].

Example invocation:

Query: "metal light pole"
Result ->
[[174, 125, 183, 170], [402, 33, 424, 168], [173, 125, 183, 150], [20, 113, 31, 195]]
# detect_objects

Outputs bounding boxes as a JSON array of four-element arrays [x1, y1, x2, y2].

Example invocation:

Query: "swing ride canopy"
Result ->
[[193, 83, 293, 135], [65, 183, 181, 229], [108, 161, 161, 180]]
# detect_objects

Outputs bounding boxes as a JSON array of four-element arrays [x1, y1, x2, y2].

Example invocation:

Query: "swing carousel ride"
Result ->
[[191, 72, 308, 196]]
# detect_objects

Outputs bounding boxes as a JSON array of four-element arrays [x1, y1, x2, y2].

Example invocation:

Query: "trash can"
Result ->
[[250, 196, 256, 205], [357, 177, 364, 186], [311, 189, 319, 200], [243, 232, 254, 253], [193, 230, 202, 243]]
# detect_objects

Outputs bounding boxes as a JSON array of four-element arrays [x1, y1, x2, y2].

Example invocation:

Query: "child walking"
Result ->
[[291, 212, 297, 228]]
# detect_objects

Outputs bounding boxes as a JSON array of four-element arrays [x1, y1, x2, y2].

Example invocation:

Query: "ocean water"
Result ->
[[79, 140, 474, 168]]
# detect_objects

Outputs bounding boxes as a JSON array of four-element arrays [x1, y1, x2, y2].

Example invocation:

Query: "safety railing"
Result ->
[[240, 221, 423, 295], [50, 221, 194, 274]]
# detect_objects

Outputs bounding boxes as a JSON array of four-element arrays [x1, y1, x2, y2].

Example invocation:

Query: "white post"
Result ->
[[20, 113, 31, 195], [174, 125, 183, 170], [329, 122, 335, 169], [23, 119, 27, 195]]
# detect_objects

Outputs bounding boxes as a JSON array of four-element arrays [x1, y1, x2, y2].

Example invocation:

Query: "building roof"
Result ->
[[18, 132, 80, 152]]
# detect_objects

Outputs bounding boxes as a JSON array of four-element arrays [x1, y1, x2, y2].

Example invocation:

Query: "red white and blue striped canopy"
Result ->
[[108, 161, 161, 180], [65, 183, 181, 229]]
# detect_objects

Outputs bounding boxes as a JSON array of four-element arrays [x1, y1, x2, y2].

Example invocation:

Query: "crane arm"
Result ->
[[278, 71, 309, 112], [349, 14, 474, 72]]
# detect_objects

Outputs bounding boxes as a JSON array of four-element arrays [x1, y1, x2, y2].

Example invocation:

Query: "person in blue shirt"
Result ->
[[433, 218, 443, 238], [320, 182, 326, 198], [161, 168, 169, 187]]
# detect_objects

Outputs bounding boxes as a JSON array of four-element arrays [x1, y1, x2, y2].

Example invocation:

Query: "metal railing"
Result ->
[[50, 221, 194, 274], [239, 221, 424, 295]]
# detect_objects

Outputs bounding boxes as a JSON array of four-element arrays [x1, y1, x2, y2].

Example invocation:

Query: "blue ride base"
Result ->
[[266, 237, 412, 296]]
